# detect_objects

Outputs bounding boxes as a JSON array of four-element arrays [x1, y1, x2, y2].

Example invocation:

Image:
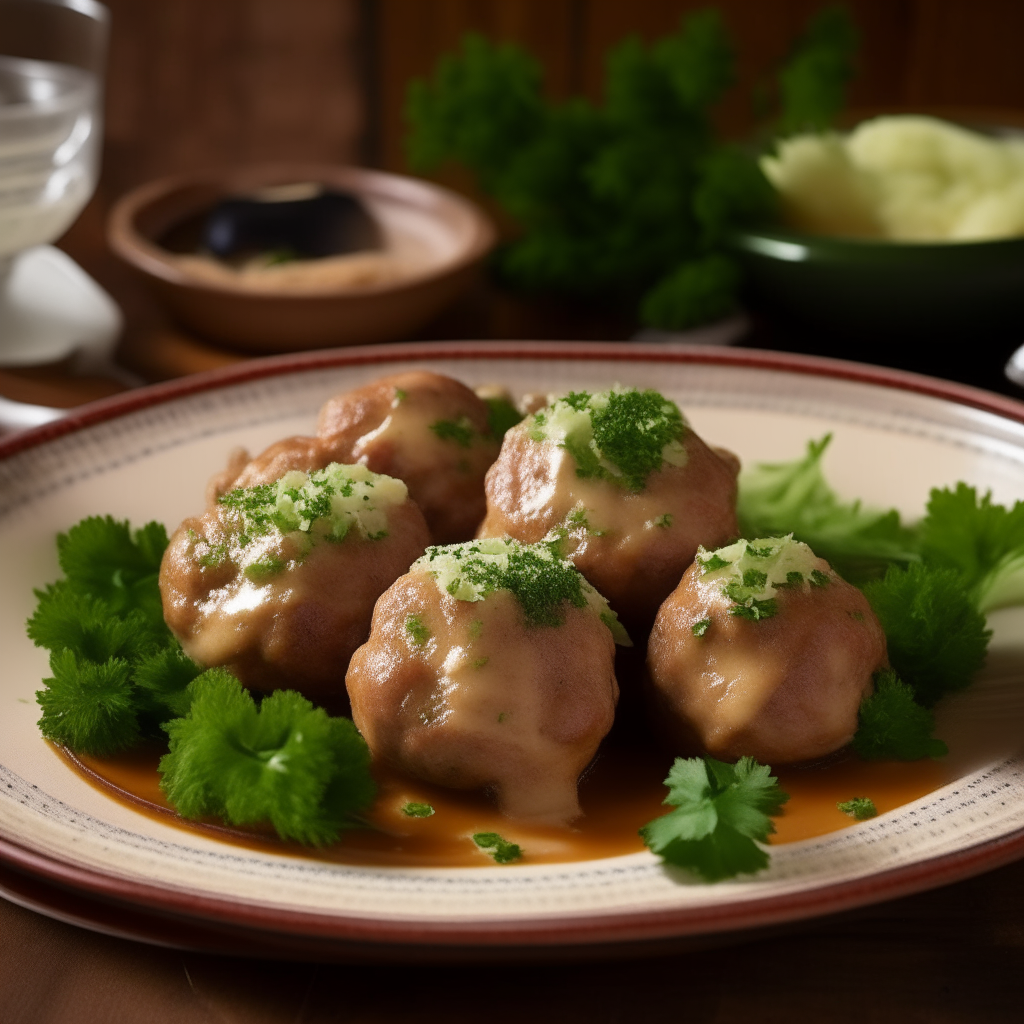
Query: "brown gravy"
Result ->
[[60, 732, 951, 868]]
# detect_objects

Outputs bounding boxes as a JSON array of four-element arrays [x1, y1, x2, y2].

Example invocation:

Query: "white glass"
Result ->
[[0, 0, 117, 369]]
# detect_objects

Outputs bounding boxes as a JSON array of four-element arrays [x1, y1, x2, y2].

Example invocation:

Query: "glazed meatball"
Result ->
[[647, 535, 888, 764], [346, 538, 627, 824], [477, 387, 739, 627], [161, 463, 430, 705], [316, 370, 503, 543]]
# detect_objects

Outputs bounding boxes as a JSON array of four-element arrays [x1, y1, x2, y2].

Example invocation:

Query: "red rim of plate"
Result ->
[[3, 339, 1024, 952]]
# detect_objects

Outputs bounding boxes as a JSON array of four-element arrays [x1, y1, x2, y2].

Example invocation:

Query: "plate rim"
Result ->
[[4, 339, 1024, 954]]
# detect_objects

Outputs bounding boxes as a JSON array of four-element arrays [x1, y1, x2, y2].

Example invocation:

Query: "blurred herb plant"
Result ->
[[406, 7, 857, 330]]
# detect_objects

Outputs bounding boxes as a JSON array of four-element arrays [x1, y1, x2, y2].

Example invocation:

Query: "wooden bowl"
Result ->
[[107, 165, 497, 352]]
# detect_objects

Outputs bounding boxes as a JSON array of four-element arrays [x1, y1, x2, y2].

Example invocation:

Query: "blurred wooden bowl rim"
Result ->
[[107, 164, 497, 353]]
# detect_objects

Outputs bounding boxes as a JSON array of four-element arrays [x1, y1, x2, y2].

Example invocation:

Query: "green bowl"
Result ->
[[729, 226, 1024, 343]]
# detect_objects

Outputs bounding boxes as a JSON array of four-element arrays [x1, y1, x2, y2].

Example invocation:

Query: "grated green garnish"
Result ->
[[411, 538, 631, 645], [524, 386, 687, 491]]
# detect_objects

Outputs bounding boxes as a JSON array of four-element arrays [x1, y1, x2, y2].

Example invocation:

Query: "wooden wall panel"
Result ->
[[371, 0, 1024, 174], [99, 0, 364, 198]]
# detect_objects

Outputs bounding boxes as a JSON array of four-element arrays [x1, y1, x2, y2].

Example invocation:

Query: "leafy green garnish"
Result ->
[[160, 670, 375, 846], [737, 435, 920, 583], [837, 797, 877, 821], [29, 516, 201, 755], [472, 831, 522, 864], [402, 802, 435, 818], [640, 756, 789, 881], [863, 563, 990, 708], [692, 618, 710, 637], [919, 483, 1024, 614], [852, 671, 948, 761]]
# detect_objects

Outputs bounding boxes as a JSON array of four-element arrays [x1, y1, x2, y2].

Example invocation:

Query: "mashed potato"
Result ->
[[761, 115, 1024, 242]]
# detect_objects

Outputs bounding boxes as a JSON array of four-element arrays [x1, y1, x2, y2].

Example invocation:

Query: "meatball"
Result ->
[[477, 387, 739, 627], [161, 463, 430, 705], [345, 539, 626, 824], [316, 370, 502, 543], [647, 535, 888, 764]]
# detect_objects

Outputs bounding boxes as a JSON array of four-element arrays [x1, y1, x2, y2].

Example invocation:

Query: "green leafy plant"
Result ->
[[406, 8, 857, 330]]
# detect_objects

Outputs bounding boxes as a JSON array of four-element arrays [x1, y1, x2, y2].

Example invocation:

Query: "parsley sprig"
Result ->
[[641, 756, 789, 881], [28, 516, 202, 755]]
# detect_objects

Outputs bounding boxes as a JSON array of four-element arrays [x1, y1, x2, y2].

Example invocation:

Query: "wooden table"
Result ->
[[2, 208, 1023, 1024]]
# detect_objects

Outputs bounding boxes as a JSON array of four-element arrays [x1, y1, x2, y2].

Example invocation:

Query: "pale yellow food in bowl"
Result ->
[[761, 115, 1024, 242]]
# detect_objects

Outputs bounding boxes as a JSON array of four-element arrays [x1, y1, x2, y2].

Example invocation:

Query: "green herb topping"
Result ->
[[837, 797, 877, 821], [405, 614, 432, 648], [472, 831, 523, 864], [402, 802, 435, 818], [696, 535, 828, 622], [159, 670, 376, 846], [28, 516, 202, 755], [484, 396, 524, 439], [218, 462, 406, 549], [691, 618, 711, 637], [527, 386, 687, 492], [430, 416, 478, 448], [640, 756, 789, 881], [411, 538, 631, 644]]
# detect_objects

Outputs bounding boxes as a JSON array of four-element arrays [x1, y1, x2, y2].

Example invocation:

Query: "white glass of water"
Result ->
[[0, 0, 114, 368]]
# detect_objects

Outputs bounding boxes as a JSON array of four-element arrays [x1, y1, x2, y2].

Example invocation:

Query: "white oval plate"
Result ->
[[2, 341, 1024, 959]]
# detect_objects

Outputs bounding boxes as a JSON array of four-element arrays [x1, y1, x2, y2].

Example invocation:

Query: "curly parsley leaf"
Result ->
[[159, 670, 375, 845], [737, 434, 920, 584], [852, 670, 948, 761], [863, 563, 990, 707], [472, 831, 523, 864], [484, 396, 524, 440], [36, 650, 139, 756], [640, 756, 789, 881]]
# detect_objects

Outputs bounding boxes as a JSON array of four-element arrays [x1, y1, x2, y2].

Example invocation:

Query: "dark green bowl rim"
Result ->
[[728, 226, 1024, 267]]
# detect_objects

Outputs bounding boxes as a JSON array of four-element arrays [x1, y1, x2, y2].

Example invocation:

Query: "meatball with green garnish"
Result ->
[[160, 463, 430, 705], [316, 371, 508, 543], [477, 387, 739, 628], [647, 535, 888, 764], [345, 538, 630, 825]]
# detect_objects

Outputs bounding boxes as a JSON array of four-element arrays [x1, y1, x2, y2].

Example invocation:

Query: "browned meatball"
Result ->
[[345, 539, 624, 824], [477, 388, 739, 627], [161, 463, 430, 705], [316, 370, 502, 543], [647, 536, 888, 764]]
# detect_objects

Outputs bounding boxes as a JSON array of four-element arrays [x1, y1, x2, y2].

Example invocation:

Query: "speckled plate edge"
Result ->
[[3, 340, 1024, 960]]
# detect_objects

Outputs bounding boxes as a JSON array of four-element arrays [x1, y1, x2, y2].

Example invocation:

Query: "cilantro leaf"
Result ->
[[159, 670, 375, 845], [919, 483, 1024, 614], [640, 756, 789, 882], [472, 832, 523, 864], [852, 671, 948, 761], [863, 563, 990, 707], [737, 435, 920, 583]]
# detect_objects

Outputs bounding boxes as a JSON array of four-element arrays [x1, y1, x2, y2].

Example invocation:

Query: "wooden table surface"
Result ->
[[3, 208, 1024, 1023]]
